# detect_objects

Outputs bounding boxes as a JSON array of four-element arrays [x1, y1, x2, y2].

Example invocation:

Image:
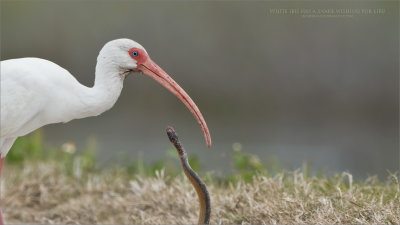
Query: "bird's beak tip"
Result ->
[[139, 59, 212, 149]]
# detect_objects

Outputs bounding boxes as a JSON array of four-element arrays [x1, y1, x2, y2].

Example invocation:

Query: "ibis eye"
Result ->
[[131, 51, 138, 57]]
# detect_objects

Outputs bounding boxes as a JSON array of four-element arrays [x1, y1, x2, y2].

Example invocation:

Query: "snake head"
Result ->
[[166, 126, 186, 156]]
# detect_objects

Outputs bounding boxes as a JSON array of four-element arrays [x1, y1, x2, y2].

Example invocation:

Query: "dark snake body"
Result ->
[[166, 126, 211, 225]]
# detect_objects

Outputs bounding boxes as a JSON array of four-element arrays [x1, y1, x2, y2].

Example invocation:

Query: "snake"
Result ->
[[166, 126, 211, 225]]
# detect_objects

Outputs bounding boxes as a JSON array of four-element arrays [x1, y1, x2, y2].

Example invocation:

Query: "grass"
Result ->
[[1, 131, 399, 224]]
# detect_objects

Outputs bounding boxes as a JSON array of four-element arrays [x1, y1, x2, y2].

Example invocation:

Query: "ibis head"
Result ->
[[98, 39, 211, 148]]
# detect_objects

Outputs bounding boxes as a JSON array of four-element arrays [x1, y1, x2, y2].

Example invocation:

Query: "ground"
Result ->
[[2, 161, 399, 224]]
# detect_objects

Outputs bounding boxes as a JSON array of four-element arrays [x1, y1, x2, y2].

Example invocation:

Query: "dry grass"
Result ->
[[1, 161, 399, 224]]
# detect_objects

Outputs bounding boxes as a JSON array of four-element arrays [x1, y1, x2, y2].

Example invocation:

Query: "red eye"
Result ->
[[131, 51, 138, 57], [128, 48, 148, 64], [128, 48, 139, 58]]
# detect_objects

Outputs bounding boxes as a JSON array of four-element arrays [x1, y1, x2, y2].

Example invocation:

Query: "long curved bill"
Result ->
[[138, 58, 212, 148]]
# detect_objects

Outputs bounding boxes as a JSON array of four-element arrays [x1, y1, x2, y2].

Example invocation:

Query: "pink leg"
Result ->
[[0, 156, 4, 225]]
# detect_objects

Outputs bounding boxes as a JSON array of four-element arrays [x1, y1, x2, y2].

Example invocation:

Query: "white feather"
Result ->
[[0, 39, 145, 157]]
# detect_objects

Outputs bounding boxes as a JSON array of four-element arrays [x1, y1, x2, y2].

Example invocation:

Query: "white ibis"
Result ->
[[0, 39, 211, 224]]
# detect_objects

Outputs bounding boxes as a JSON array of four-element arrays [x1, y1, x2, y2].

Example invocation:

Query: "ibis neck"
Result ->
[[79, 63, 124, 118]]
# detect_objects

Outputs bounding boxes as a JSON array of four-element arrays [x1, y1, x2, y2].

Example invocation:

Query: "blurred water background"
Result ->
[[1, 1, 398, 178]]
